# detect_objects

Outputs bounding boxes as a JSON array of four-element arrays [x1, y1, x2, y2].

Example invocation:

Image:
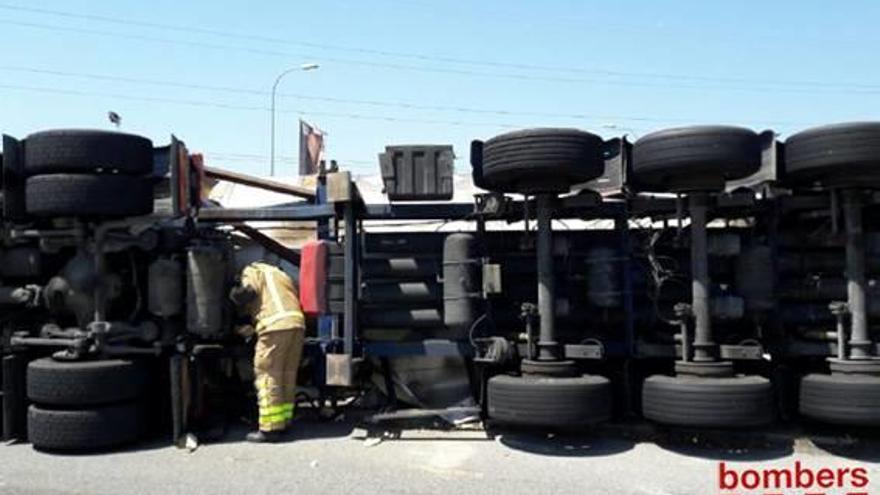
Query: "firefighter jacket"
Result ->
[[239, 262, 305, 334]]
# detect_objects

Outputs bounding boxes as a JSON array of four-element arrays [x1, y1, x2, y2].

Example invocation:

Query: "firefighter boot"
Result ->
[[246, 430, 284, 443]]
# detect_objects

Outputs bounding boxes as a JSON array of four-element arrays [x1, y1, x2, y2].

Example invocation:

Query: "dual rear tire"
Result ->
[[21, 129, 155, 218], [28, 403, 144, 452], [26, 357, 150, 451]]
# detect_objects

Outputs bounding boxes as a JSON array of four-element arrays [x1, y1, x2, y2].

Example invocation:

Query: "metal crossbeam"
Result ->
[[204, 166, 316, 200]]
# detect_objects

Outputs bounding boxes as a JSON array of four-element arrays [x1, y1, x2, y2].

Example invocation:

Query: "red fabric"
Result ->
[[299, 240, 328, 315], [190, 153, 205, 204], [299, 120, 325, 175]]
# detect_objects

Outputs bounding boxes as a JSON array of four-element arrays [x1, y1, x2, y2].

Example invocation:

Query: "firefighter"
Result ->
[[229, 261, 305, 443]]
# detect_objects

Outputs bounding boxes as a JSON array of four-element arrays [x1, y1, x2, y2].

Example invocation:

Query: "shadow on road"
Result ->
[[489, 421, 796, 462], [651, 428, 794, 462], [810, 441, 880, 462], [29, 435, 173, 457], [492, 428, 636, 458], [202, 412, 358, 446], [804, 424, 880, 462]]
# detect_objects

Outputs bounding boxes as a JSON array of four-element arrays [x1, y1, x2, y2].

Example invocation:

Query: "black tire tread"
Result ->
[[784, 122, 880, 186], [25, 174, 154, 217], [479, 128, 604, 193], [642, 374, 774, 427], [28, 403, 142, 451], [27, 358, 149, 406], [799, 373, 880, 426], [24, 129, 153, 175], [631, 125, 761, 191], [488, 373, 611, 426]]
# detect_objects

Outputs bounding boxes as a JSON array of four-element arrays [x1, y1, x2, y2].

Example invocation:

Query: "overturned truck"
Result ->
[[0, 123, 878, 451]]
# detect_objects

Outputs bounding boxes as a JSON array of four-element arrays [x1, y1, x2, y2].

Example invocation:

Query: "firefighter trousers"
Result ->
[[253, 328, 304, 432]]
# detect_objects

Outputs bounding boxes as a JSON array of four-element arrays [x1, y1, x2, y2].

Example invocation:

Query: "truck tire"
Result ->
[[25, 174, 154, 217], [784, 122, 880, 188], [799, 373, 880, 426], [631, 126, 761, 192], [2, 146, 29, 221], [642, 374, 774, 427], [24, 129, 153, 175], [27, 358, 149, 406], [479, 128, 604, 193], [487, 373, 612, 426], [28, 403, 142, 451]]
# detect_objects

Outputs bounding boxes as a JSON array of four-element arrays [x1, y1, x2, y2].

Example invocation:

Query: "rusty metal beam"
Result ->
[[232, 223, 300, 266], [204, 166, 316, 200], [197, 204, 335, 222]]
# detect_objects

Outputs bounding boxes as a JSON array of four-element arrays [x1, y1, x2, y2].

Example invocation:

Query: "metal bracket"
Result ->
[[725, 130, 780, 192], [481, 263, 502, 296], [563, 343, 605, 360], [719, 344, 764, 361], [326, 353, 362, 387], [474, 193, 509, 217], [829, 301, 849, 360], [579, 137, 631, 196], [326, 171, 353, 203]]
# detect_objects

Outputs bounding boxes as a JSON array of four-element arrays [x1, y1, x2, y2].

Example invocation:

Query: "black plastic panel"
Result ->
[[378, 145, 454, 201]]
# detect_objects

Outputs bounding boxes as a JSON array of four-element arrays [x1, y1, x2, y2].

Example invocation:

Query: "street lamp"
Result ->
[[270, 62, 320, 176]]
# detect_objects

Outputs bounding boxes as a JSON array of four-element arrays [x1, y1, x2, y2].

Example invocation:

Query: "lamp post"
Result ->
[[270, 62, 319, 176]]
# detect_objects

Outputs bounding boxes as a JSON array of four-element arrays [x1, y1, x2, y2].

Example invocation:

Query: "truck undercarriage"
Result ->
[[1, 123, 879, 451]]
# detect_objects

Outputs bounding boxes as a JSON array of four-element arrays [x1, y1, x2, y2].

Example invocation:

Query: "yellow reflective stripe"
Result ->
[[255, 310, 304, 332], [259, 410, 287, 431], [282, 403, 295, 420], [259, 412, 287, 422], [260, 405, 287, 416]]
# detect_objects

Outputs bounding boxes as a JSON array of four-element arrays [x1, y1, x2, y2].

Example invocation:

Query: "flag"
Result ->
[[299, 119, 325, 175]]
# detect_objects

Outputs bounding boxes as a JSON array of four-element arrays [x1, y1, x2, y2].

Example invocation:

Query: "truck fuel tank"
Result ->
[[186, 245, 229, 338]]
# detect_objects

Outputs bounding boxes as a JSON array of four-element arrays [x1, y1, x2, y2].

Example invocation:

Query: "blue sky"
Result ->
[[0, 0, 878, 176]]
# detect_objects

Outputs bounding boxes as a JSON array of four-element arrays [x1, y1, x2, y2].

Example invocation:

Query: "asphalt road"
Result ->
[[0, 418, 878, 495]]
